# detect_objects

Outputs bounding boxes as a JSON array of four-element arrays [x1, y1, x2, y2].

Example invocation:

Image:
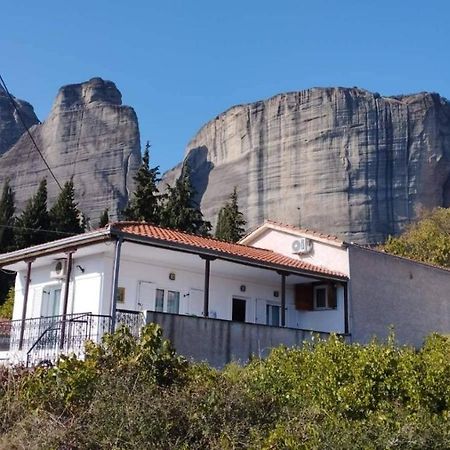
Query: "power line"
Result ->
[[0, 74, 63, 191], [0, 224, 76, 237]]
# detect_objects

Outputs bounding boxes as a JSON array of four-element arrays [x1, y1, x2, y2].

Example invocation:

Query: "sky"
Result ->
[[1, 0, 449, 173]]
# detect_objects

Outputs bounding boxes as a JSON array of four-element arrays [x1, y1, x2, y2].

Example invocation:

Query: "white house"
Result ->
[[0, 220, 448, 366]]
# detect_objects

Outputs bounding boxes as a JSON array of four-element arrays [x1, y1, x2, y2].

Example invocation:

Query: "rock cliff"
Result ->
[[0, 85, 39, 156], [163, 87, 450, 243], [0, 78, 141, 224]]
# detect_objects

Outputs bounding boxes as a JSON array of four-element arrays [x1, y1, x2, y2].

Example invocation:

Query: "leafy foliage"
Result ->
[[382, 207, 450, 267], [49, 179, 85, 237], [0, 330, 449, 448], [14, 179, 51, 249], [161, 164, 211, 235], [123, 141, 162, 224], [215, 187, 246, 242], [0, 179, 15, 253], [98, 208, 109, 227], [0, 287, 14, 319]]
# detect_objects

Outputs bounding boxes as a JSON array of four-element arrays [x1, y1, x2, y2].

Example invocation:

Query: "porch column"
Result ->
[[60, 250, 75, 349], [200, 255, 215, 317], [277, 271, 289, 327], [110, 236, 123, 332], [19, 258, 34, 350]]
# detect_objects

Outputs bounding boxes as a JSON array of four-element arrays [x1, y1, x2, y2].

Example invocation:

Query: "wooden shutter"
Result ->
[[327, 282, 337, 309], [295, 283, 314, 310]]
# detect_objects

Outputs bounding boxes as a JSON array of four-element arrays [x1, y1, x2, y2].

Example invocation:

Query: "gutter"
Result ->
[[111, 229, 348, 282]]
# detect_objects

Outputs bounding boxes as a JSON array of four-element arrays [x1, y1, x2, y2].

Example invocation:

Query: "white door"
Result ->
[[186, 288, 203, 316], [41, 286, 62, 317], [137, 281, 156, 311]]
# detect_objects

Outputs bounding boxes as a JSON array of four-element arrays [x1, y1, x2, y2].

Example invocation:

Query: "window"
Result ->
[[155, 288, 180, 314], [117, 287, 125, 304], [266, 304, 280, 326], [313, 285, 336, 310]]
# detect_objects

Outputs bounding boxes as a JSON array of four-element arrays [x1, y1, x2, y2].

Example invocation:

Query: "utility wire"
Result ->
[[0, 74, 63, 191], [0, 224, 76, 236]]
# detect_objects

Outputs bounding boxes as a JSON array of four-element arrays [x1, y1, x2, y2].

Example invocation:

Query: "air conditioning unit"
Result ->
[[50, 259, 67, 279], [292, 238, 312, 255]]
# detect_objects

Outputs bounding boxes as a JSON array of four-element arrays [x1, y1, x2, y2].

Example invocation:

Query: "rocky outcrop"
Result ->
[[0, 85, 39, 156], [163, 87, 450, 243], [0, 78, 141, 223]]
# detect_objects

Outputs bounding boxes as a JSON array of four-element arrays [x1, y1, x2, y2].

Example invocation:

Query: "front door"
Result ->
[[137, 281, 156, 311], [232, 298, 246, 322], [41, 287, 62, 318]]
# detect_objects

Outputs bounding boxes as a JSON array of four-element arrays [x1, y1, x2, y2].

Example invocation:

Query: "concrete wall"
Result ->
[[349, 246, 450, 346], [145, 311, 331, 367]]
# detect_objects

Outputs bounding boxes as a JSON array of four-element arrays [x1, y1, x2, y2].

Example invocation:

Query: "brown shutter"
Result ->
[[327, 282, 337, 309], [295, 283, 314, 310]]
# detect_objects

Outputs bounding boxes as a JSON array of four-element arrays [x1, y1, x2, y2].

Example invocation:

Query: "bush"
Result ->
[[0, 330, 449, 448]]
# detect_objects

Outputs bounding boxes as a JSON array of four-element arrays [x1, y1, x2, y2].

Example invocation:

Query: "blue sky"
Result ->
[[2, 0, 449, 173]]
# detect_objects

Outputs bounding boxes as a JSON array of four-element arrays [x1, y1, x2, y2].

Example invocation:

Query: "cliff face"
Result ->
[[0, 85, 39, 156], [0, 78, 141, 223], [163, 87, 450, 243]]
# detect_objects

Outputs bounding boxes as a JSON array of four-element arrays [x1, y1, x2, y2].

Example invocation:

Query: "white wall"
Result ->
[[11, 244, 345, 334], [247, 228, 350, 276]]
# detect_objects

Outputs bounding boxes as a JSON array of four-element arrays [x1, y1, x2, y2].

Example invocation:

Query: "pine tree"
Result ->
[[215, 187, 246, 242], [0, 180, 16, 253], [123, 141, 161, 224], [49, 179, 85, 237], [160, 165, 211, 235], [99, 208, 109, 227], [15, 179, 51, 249]]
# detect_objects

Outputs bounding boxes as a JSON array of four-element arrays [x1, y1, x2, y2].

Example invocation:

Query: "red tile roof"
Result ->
[[110, 222, 347, 279]]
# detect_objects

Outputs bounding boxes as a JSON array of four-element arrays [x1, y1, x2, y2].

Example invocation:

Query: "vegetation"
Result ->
[[0, 287, 13, 319], [49, 179, 85, 236], [215, 187, 246, 242], [0, 327, 448, 449], [160, 164, 211, 235], [98, 208, 109, 227], [123, 141, 162, 224], [382, 207, 450, 268]]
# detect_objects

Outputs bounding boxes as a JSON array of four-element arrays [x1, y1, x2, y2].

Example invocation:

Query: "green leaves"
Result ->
[[382, 207, 450, 268], [215, 187, 246, 242]]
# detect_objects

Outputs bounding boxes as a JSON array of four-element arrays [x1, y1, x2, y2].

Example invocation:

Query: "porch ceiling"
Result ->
[[121, 242, 321, 286]]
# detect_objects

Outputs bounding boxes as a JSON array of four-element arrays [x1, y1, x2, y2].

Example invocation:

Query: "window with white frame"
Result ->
[[155, 288, 180, 314]]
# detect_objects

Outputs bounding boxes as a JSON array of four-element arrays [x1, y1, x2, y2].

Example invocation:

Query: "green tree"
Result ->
[[381, 207, 450, 268], [49, 179, 84, 237], [0, 179, 16, 253], [123, 141, 161, 224], [215, 187, 246, 242], [160, 165, 211, 235], [98, 208, 109, 227], [15, 179, 51, 249]]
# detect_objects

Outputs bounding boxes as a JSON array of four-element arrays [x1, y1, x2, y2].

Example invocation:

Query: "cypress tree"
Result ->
[[215, 187, 246, 242], [99, 208, 109, 227], [0, 180, 16, 253], [15, 179, 51, 249], [123, 141, 161, 224], [49, 179, 84, 237], [160, 165, 211, 236]]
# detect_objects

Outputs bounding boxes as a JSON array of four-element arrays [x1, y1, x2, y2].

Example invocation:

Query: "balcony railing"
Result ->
[[0, 309, 145, 366]]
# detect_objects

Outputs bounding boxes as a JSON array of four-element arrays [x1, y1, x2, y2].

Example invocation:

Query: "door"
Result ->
[[266, 303, 280, 327], [232, 298, 246, 322], [155, 288, 180, 314], [41, 287, 62, 318], [137, 281, 156, 311]]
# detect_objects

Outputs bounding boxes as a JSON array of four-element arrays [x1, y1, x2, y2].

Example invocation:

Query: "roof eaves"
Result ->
[[0, 229, 111, 267], [114, 229, 348, 281]]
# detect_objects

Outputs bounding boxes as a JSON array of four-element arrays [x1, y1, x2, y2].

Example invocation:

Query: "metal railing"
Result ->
[[0, 309, 145, 366]]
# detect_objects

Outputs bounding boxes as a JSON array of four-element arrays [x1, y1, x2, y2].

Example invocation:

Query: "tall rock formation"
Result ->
[[0, 78, 141, 224], [0, 85, 39, 156], [163, 87, 450, 243]]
